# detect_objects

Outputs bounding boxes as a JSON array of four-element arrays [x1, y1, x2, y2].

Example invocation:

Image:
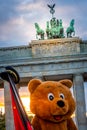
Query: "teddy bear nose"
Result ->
[[57, 100, 65, 107]]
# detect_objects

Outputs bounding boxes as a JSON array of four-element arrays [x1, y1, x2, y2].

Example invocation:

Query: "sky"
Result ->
[[0, 0, 87, 47]]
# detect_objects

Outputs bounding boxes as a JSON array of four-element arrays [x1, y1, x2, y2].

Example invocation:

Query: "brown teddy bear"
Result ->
[[28, 79, 77, 130]]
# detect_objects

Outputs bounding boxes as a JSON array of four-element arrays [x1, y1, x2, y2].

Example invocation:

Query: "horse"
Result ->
[[66, 19, 75, 38], [35, 23, 45, 40]]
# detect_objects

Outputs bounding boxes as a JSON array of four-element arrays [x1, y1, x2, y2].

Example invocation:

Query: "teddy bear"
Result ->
[[28, 79, 77, 130]]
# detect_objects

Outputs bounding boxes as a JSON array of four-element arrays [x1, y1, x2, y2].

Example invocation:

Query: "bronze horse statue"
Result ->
[[35, 23, 45, 40], [66, 19, 75, 37]]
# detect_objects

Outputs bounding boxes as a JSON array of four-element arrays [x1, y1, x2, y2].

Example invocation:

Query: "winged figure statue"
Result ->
[[47, 4, 55, 17]]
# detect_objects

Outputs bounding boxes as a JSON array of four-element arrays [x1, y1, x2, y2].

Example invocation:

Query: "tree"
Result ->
[[0, 111, 6, 130]]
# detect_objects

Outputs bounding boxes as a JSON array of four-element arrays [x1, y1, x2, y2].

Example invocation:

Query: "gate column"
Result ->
[[4, 81, 15, 130], [73, 74, 87, 130]]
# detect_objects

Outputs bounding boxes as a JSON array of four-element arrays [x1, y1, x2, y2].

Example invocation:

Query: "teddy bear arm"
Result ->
[[32, 116, 41, 130], [67, 118, 78, 130]]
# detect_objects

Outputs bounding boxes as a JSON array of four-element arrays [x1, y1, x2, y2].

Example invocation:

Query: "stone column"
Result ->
[[4, 81, 15, 130], [73, 74, 87, 130]]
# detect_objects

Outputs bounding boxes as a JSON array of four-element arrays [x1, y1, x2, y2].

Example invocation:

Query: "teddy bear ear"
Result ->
[[59, 79, 73, 88], [28, 79, 42, 94]]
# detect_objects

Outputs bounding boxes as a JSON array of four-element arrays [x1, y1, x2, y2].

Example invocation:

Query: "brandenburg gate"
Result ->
[[0, 37, 87, 130]]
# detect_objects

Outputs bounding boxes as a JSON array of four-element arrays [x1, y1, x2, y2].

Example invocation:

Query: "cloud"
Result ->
[[0, 0, 49, 47], [0, 17, 35, 47], [0, 0, 20, 24]]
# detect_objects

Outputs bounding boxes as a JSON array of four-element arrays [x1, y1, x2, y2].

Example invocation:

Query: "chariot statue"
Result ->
[[46, 18, 64, 39]]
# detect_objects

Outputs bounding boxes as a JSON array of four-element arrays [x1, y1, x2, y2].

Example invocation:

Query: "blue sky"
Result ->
[[0, 0, 87, 47]]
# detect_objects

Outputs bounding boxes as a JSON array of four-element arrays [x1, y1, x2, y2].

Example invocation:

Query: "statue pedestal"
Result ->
[[30, 37, 82, 57]]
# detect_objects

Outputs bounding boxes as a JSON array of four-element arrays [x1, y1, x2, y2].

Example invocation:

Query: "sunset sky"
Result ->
[[0, 0, 87, 114], [0, 0, 87, 47], [0, 87, 30, 114]]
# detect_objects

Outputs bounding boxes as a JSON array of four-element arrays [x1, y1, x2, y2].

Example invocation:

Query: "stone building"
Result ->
[[0, 37, 87, 130]]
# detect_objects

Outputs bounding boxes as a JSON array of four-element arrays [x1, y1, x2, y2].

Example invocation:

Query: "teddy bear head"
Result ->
[[28, 79, 76, 123]]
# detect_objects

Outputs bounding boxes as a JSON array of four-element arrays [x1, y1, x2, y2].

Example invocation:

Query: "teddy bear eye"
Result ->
[[48, 93, 54, 101], [59, 93, 65, 99]]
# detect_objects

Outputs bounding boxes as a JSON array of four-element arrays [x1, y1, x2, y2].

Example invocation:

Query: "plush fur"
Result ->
[[28, 79, 77, 130]]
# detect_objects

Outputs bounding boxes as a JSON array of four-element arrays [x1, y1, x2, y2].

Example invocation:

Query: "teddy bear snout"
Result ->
[[57, 100, 65, 108]]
